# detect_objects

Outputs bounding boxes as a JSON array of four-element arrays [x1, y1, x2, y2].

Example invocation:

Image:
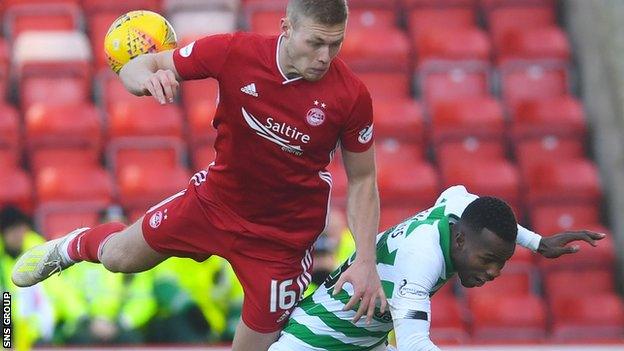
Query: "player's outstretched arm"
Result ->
[[537, 230, 606, 258], [119, 50, 180, 104], [333, 146, 386, 324]]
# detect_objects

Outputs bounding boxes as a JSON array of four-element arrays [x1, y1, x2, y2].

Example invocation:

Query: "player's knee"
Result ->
[[100, 249, 135, 273]]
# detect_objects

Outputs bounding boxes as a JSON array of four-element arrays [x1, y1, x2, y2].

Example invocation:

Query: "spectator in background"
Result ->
[[0, 206, 55, 349]]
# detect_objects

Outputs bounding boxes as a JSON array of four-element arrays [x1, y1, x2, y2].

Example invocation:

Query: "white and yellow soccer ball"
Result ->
[[104, 10, 177, 74]]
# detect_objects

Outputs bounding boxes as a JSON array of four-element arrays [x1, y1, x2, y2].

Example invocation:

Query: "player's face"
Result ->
[[453, 227, 515, 288], [282, 16, 345, 81]]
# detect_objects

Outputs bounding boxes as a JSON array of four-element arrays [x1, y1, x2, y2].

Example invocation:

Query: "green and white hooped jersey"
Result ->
[[280, 202, 456, 351]]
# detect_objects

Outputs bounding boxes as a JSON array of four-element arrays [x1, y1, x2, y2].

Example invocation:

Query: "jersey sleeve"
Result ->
[[340, 83, 374, 153], [172, 34, 234, 80]]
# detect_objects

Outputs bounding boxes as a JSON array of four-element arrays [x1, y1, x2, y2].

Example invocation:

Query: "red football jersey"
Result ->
[[173, 32, 374, 251]]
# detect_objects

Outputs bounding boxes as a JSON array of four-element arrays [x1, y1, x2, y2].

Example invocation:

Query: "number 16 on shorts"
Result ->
[[270, 279, 298, 312]]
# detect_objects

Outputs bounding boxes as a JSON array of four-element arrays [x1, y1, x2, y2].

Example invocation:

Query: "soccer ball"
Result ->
[[104, 10, 177, 74]]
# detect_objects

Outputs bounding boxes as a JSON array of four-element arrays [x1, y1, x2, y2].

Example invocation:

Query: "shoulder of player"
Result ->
[[397, 220, 446, 261], [218, 31, 277, 58], [327, 57, 369, 99]]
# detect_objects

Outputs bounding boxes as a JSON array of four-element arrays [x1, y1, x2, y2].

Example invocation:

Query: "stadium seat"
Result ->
[[403, 0, 476, 8], [164, 0, 240, 13], [3, 3, 82, 39], [511, 95, 586, 141], [524, 158, 602, 207], [498, 26, 571, 62], [181, 78, 219, 111], [436, 139, 506, 168], [376, 138, 424, 168], [431, 97, 504, 144], [373, 98, 425, 145], [537, 224, 615, 272], [81, 0, 162, 17], [356, 72, 411, 100], [24, 103, 102, 152], [35, 202, 104, 239], [20, 77, 90, 110], [408, 8, 476, 40], [550, 293, 624, 342], [191, 143, 217, 171], [89, 13, 122, 71], [499, 62, 569, 109], [340, 27, 410, 72], [171, 10, 237, 39], [36, 166, 113, 205], [506, 245, 534, 271], [106, 137, 187, 176], [529, 204, 600, 235], [0, 103, 20, 160], [187, 100, 218, 146], [377, 159, 439, 209], [515, 137, 585, 175], [348, 9, 397, 30], [248, 9, 282, 35], [415, 26, 491, 65], [98, 72, 144, 111], [379, 205, 427, 232], [469, 293, 547, 342], [327, 161, 348, 208], [544, 270, 615, 298], [0, 167, 33, 213], [465, 272, 532, 299], [117, 165, 190, 212], [29, 149, 100, 174], [417, 63, 490, 107], [430, 295, 469, 345], [108, 100, 184, 139], [487, 5, 556, 53], [440, 158, 521, 215]]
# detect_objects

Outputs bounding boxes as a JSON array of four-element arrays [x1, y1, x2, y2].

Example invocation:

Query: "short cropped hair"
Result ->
[[286, 0, 349, 27], [0, 205, 31, 233], [461, 197, 517, 243]]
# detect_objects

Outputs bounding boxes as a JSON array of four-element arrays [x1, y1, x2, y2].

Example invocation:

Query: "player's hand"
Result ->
[[141, 69, 179, 104], [537, 230, 606, 258], [332, 258, 387, 324]]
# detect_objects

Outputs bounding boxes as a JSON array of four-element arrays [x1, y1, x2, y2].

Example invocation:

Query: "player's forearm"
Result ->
[[394, 319, 440, 351], [119, 54, 159, 96], [345, 174, 379, 262]]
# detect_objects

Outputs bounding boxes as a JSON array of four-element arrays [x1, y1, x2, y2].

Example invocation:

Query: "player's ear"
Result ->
[[281, 17, 292, 38], [454, 227, 466, 251]]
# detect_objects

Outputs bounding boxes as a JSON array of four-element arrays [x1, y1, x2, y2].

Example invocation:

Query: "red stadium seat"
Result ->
[[187, 100, 218, 146], [499, 62, 569, 109], [418, 63, 490, 107], [327, 161, 348, 208], [415, 26, 491, 65], [498, 26, 571, 62], [515, 137, 585, 175], [29, 149, 99, 174], [525, 158, 601, 207], [404, 0, 476, 8], [377, 159, 439, 209], [373, 98, 424, 145], [21, 77, 89, 110], [24, 103, 102, 152], [36, 166, 113, 205], [408, 8, 476, 39], [191, 143, 217, 171], [89, 13, 122, 71], [0, 103, 20, 159], [470, 294, 547, 342], [81, 0, 162, 16], [376, 138, 424, 168], [356, 72, 411, 100], [550, 293, 624, 342], [465, 272, 531, 299], [117, 165, 190, 212], [511, 95, 586, 141], [440, 158, 521, 215], [379, 205, 425, 232], [538, 225, 615, 272], [107, 137, 186, 176], [544, 270, 615, 298], [4, 3, 81, 39], [431, 97, 504, 144], [181, 78, 219, 110], [108, 100, 184, 139], [529, 204, 600, 235], [506, 245, 534, 270], [99, 73, 144, 112], [35, 202, 104, 239], [248, 10, 282, 35], [0, 167, 33, 213], [348, 9, 397, 30], [488, 6, 556, 52], [430, 295, 469, 345], [340, 27, 410, 72], [436, 139, 506, 167]]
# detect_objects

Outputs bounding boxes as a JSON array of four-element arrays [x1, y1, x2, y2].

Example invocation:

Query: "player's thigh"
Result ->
[[101, 216, 168, 272], [230, 245, 313, 333], [232, 319, 280, 351]]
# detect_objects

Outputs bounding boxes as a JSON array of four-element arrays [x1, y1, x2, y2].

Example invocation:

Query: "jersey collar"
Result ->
[[276, 34, 303, 85], [438, 216, 456, 279]]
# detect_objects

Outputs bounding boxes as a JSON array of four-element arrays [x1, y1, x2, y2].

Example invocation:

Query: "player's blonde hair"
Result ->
[[286, 0, 349, 27]]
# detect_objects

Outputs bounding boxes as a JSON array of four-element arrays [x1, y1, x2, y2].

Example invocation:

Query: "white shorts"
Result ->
[[268, 333, 389, 351]]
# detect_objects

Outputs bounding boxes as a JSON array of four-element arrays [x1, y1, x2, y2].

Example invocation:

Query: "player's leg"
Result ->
[[12, 216, 168, 287], [232, 321, 280, 351]]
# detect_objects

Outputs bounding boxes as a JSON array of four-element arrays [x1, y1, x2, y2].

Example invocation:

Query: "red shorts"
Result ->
[[141, 172, 313, 333]]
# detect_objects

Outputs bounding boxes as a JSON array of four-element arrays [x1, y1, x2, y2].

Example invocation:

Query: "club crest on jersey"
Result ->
[[358, 124, 374, 144], [306, 107, 325, 126], [149, 211, 163, 229]]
